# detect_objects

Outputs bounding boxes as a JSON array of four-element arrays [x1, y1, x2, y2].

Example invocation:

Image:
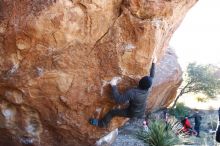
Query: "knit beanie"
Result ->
[[138, 76, 152, 90]]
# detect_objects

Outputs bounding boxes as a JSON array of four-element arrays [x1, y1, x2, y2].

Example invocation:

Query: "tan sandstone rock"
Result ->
[[0, 0, 197, 145]]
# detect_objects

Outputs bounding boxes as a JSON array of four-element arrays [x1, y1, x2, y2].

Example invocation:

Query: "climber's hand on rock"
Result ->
[[153, 56, 157, 63], [110, 77, 122, 86]]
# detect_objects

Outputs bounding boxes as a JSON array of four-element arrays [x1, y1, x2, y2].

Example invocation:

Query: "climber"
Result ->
[[89, 57, 157, 127]]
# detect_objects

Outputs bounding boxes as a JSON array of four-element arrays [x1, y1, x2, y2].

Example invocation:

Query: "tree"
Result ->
[[171, 63, 220, 108]]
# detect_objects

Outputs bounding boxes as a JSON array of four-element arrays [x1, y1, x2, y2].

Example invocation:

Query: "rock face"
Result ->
[[0, 0, 197, 146]]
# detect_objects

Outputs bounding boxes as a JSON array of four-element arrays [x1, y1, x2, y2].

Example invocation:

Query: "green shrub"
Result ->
[[137, 120, 179, 146], [169, 103, 190, 119]]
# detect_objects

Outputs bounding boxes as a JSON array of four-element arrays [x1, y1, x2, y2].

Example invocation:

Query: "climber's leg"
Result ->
[[89, 108, 130, 128]]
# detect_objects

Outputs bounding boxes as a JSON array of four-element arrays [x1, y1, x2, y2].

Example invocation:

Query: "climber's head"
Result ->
[[138, 76, 152, 90]]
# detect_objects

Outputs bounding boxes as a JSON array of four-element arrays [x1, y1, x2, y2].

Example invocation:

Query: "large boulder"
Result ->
[[0, 0, 197, 146], [148, 47, 182, 111]]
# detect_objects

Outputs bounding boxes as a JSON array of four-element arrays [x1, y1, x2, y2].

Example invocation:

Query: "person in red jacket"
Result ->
[[181, 117, 194, 135]]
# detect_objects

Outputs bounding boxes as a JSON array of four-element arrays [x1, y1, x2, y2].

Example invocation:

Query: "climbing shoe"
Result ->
[[89, 118, 99, 126]]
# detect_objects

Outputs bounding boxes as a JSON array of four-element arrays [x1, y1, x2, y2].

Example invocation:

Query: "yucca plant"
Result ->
[[137, 120, 179, 146]]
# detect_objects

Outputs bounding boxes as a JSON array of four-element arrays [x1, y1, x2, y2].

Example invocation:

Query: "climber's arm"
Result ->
[[150, 57, 157, 78], [150, 63, 155, 78]]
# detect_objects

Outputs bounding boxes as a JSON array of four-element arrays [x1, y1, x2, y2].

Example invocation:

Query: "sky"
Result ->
[[170, 0, 220, 109], [170, 0, 220, 69]]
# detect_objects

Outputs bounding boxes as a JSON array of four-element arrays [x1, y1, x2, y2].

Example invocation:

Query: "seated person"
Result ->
[[181, 117, 193, 134]]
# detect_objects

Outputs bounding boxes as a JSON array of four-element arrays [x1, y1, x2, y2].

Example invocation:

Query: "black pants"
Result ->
[[98, 108, 131, 127], [194, 125, 200, 136]]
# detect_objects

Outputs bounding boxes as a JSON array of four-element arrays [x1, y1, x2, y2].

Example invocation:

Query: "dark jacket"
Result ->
[[216, 124, 220, 142], [216, 108, 220, 142], [189, 112, 202, 127], [111, 63, 155, 117]]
